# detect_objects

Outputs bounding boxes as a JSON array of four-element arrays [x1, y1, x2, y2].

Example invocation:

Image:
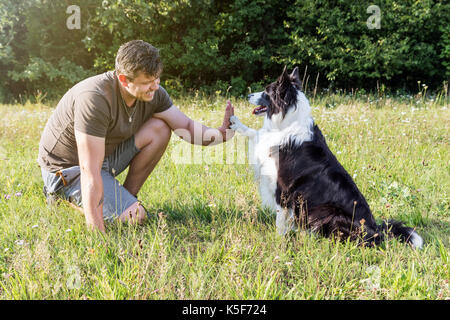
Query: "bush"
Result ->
[[0, 0, 448, 102], [281, 0, 449, 90], [1, 0, 97, 102]]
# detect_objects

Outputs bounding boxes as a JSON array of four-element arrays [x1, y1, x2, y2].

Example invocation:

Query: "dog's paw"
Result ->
[[229, 115, 245, 132], [229, 115, 239, 125]]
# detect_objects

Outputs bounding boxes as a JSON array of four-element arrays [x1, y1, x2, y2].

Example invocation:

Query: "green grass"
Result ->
[[0, 94, 448, 300]]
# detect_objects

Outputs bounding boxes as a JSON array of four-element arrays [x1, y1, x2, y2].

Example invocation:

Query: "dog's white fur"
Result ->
[[230, 91, 314, 234], [231, 90, 424, 248]]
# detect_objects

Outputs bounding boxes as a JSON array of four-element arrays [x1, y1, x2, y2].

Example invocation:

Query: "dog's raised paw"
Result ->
[[230, 115, 239, 124], [229, 115, 252, 135], [229, 115, 242, 131]]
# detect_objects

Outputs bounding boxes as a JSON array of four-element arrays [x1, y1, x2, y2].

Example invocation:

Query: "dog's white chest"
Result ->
[[250, 130, 278, 179]]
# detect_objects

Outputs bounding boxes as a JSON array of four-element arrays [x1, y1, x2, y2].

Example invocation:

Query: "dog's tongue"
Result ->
[[252, 106, 267, 115]]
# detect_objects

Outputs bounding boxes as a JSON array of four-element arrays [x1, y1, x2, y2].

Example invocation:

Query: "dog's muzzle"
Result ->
[[248, 92, 270, 115]]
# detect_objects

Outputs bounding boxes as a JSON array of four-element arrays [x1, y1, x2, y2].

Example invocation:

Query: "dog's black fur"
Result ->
[[264, 68, 422, 247]]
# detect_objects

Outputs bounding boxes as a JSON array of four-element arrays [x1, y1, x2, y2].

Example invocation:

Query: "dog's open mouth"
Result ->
[[252, 106, 268, 115]]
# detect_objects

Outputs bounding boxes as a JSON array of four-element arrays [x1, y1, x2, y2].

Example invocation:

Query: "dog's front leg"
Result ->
[[230, 116, 257, 138], [275, 206, 296, 235]]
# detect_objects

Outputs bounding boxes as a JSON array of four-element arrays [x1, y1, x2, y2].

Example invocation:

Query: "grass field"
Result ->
[[0, 93, 448, 299]]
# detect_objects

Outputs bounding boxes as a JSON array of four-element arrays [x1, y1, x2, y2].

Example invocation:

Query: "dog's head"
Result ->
[[248, 66, 302, 119]]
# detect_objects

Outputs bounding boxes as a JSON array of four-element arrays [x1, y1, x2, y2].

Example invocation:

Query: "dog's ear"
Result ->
[[290, 67, 302, 90], [290, 67, 300, 82], [278, 66, 290, 84]]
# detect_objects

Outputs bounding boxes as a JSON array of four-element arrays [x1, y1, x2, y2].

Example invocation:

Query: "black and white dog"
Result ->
[[230, 67, 423, 248]]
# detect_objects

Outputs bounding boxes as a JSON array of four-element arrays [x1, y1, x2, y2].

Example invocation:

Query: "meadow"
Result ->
[[0, 93, 448, 299]]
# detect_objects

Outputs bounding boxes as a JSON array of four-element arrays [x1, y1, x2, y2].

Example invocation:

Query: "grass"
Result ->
[[0, 93, 448, 300]]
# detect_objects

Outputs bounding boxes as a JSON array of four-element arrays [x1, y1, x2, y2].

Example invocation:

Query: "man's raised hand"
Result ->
[[219, 100, 235, 141]]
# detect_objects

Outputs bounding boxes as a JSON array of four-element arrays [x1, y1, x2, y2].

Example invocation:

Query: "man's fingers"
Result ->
[[226, 101, 232, 112], [224, 100, 233, 126]]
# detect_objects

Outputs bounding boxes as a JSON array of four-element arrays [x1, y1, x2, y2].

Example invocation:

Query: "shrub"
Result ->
[[0, 0, 448, 102]]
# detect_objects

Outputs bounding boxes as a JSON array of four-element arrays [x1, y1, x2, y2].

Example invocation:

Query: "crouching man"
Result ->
[[38, 40, 234, 233]]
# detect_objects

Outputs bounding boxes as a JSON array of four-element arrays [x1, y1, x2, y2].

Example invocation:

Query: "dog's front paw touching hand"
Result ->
[[229, 115, 246, 133], [229, 115, 239, 125]]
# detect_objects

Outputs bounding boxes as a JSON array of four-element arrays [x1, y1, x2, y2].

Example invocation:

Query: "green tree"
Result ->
[[282, 0, 448, 90]]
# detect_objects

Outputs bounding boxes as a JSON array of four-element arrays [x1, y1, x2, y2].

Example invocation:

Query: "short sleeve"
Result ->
[[154, 86, 173, 114], [74, 92, 111, 137]]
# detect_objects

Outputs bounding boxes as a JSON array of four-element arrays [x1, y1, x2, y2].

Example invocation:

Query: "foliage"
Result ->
[[0, 0, 96, 101], [0, 0, 449, 102], [281, 0, 449, 89], [0, 0, 32, 101]]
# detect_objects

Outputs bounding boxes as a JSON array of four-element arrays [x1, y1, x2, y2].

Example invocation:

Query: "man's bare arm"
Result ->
[[153, 101, 235, 146], [74, 130, 106, 232]]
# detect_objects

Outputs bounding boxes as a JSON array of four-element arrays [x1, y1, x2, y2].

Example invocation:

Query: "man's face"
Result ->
[[125, 72, 160, 102]]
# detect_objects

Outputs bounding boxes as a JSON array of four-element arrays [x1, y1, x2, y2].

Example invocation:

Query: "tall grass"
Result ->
[[0, 94, 448, 299]]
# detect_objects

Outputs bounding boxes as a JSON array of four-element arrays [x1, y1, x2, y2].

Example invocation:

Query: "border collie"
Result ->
[[230, 67, 423, 248]]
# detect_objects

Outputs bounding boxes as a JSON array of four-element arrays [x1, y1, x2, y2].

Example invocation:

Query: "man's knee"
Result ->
[[136, 118, 171, 149], [119, 201, 147, 224], [151, 118, 171, 136]]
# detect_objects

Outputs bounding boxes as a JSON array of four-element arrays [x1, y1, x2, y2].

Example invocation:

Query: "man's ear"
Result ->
[[118, 74, 129, 87]]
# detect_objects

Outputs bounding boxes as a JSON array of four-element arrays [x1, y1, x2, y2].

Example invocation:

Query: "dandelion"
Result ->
[[66, 228, 72, 232], [15, 192, 22, 197], [15, 240, 25, 246], [4, 194, 11, 200]]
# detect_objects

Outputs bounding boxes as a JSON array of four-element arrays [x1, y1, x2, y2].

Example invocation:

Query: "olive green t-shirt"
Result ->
[[38, 71, 173, 172]]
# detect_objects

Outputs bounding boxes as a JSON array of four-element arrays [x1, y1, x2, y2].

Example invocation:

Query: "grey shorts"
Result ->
[[41, 136, 142, 222]]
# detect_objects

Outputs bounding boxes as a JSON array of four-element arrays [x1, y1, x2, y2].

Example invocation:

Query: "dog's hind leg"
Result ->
[[305, 205, 379, 244]]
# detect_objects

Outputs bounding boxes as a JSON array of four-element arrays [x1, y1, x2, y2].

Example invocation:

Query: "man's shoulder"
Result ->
[[71, 71, 116, 96], [68, 71, 117, 106], [147, 85, 173, 114]]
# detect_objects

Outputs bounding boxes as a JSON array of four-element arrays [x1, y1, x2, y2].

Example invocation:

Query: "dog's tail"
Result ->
[[376, 220, 424, 249]]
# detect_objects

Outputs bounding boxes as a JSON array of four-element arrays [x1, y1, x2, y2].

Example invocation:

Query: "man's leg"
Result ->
[[117, 118, 171, 224], [42, 118, 171, 226], [123, 117, 172, 198]]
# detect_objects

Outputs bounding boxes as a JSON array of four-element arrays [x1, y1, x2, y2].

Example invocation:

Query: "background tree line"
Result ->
[[0, 0, 448, 102]]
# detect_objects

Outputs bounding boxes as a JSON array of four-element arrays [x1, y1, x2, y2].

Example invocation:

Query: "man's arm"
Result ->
[[74, 129, 106, 232], [153, 101, 234, 146]]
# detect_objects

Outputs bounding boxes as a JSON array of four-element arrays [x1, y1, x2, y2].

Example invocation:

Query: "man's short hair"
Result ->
[[115, 40, 163, 80]]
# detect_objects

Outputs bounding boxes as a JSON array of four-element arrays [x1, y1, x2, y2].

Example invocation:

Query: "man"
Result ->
[[38, 40, 235, 233]]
